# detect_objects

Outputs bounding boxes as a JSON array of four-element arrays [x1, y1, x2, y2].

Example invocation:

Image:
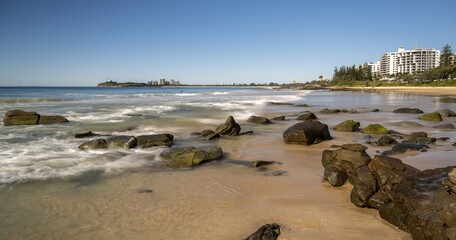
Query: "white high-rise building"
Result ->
[[379, 46, 440, 76], [368, 61, 380, 76]]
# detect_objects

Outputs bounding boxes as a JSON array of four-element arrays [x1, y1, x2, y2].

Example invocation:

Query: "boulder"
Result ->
[[393, 108, 423, 114], [78, 138, 108, 150], [404, 132, 436, 144], [395, 121, 423, 128], [362, 124, 389, 135], [246, 223, 281, 240], [324, 165, 347, 187], [332, 120, 360, 132], [434, 109, 456, 117], [136, 134, 174, 148], [271, 115, 285, 121], [201, 130, 215, 137], [418, 112, 443, 121], [433, 123, 455, 129], [247, 116, 271, 124], [320, 108, 340, 114], [106, 136, 137, 149], [283, 120, 332, 145], [372, 109, 380, 112], [75, 131, 99, 138], [3, 110, 40, 126], [38, 115, 69, 124], [207, 132, 220, 140], [159, 146, 223, 168], [296, 112, 317, 121], [372, 135, 398, 146], [391, 142, 429, 154], [215, 116, 241, 136]]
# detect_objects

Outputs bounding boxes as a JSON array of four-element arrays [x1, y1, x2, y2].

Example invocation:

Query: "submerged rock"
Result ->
[[332, 120, 360, 132], [296, 112, 317, 121], [38, 115, 69, 124], [247, 116, 271, 124], [372, 135, 398, 146], [160, 146, 223, 168], [393, 108, 423, 114], [246, 223, 281, 240], [78, 138, 108, 150], [320, 108, 340, 114], [201, 129, 215, 137], [271, 115, 285, 121], [395, 121, 424, 128], [106, 136, 137, 149], [433, 123, 455, 129], [418, 112, 443, 121], [434, 109, 456, 117], [3, 109, 40, 126], [362, 124, 389, 135], [136, 134, 174, 148], [404, 132, 436, 144], [75, 131, 99, 138], [384, 142, 429, 155], [283, 120, 332, 145]]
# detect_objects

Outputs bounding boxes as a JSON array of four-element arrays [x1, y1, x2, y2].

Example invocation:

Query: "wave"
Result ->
[[0, 98, 75, 104]]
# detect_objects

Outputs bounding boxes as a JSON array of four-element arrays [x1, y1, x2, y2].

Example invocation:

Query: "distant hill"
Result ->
[[97, 81, 150, 87]]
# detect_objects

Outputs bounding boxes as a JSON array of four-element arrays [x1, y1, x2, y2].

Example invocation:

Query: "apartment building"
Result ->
[[378, 46, 440, 76]]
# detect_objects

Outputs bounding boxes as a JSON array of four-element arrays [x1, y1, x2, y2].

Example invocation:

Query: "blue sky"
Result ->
[[1, 0, 455, 86]]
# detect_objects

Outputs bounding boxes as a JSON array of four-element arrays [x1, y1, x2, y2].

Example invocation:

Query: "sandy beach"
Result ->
[[341, 86, 456, 96]]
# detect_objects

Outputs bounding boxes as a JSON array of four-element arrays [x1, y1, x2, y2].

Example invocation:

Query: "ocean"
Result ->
[[0, 87, 454, 239]]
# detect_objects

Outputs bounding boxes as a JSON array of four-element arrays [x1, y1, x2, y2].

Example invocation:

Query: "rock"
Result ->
[[201, 130, 215, 137], [295, 104, 309, 107], [207, 132, 220, 140], [395, 121, 424, 127], [362, 124, 389, 135], [268, 102, 293, 106], [265, 170, 288, 176], [136, 134, 174, 148], [418, 112, 443, 121], [371, 109, 380, 112], [350, 166, 378, 207], [38, 115, 69, 124], [247, 116, 271, 124], [404, 132, 436, 144], [435, 109, 456, 117], [159, 146, 223, 167], [215, 116, 241, 136], [240, 131, 254, 135], [437, 137, 450, 141], [271, 115, 285, 121], [137, 189, 153, 193], [75, 131, 99, 138], [433, 123, 455, 129], [453, 142, 456, 147], [437, 97, 456, 103], [393, 108, 423, 114], [251, 160, 277, 168], [324, 165, 347, 187], [332, 120, 360, 132], [78, 138, 108, 150], [106, 136, 137, 149], [296, 112, 317, 121], [246, 223, 281, 240], [320, 108, 340, 114], [372, 135, 398, 146], [283, 120, 332, 145], [3, 109, 40, 126], [449, 169, 456, 185], [388, 142, 429, 154]]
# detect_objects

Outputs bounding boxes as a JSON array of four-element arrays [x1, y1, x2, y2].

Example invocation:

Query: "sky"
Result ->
[[0, 0, 455, 86]]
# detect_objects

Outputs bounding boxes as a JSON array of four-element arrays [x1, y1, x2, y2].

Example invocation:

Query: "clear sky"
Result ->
[[1, 0, 455, 86]]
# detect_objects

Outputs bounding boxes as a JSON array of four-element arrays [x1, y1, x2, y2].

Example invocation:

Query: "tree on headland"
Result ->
[[441, 44, 453, 66], [331, 64, 372, 85]]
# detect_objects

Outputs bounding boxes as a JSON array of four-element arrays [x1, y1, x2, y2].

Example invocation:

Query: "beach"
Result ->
[[338, 86, 456, 96], [1, 87, 455, 239]]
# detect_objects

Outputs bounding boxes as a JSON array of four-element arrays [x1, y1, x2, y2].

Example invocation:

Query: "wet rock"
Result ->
[[3, 109, 40, 126], [320, 108, 340, 114], [395, 121, 423, 128], [160, 146, 223, 168], [393, 108, 423, 114], [136, 134, 174, 148], [240, 131, 254, 135], [436, 97, 456, 103], [371, 109, 380, 112], [38, 115, 69, 124], [106, 136, 137, 149], [372, 135, 398, 146], [268, 102, 293, 106], [137, 189, 153, 193], [296, 112, 318, 121], [418, 112, 443, 121], [271, 115, 285, 121], [247, 116, 271, 124], [437, 137, 450, 141], [433, 123, 455, 129], [215, 116, 241, 136], [246, 223, 281, 240], [362, 124, 389, 135], [78, 138, 108, 150], [75, 131, 99, 138], [434, 109, 456, 117], [207, 132, 220, 140], [295, 104, 309, 107], [332, 120, 360, 132], [389, 142, 429, 154], [251, 160, 277, 168], [201, 129, 215, 137], [324, 165, 347, 187], [404, 132, 436, 144], [265, 170, 288, 176], [283, 120, 332, 145], [350, 166, 378, 207]]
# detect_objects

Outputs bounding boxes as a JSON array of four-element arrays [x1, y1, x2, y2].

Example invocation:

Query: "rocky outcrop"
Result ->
[[283, 120, 332, 145], [137, 134, 174, 148], [404, 132, 436, 144], [320, 108, 341, 114], [418, 112, 443, 121], [362, 124, 389, 134], [296, 112, 317, 121], [159, 146, 223, 168], [332, 120, 360, 132], [393, 108, 424, 114], [78, 138, 108, 150], [107, 136, 137, 149], [271, 115, 285, 121], [215, 116, 241, 136], [247, 116, 271, 124], [434, 123, 455, 129], [322, 145, 456, 239], [246, 223, 281, 240], [3, 109, 68, 126]]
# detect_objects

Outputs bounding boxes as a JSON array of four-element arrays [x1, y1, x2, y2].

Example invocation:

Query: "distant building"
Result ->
[[159, 78, 166, 85], [148, 80, 158, 85], [291, 80, 297, 84], [379, 46, 440, 76], [368, 61, 380, 76]]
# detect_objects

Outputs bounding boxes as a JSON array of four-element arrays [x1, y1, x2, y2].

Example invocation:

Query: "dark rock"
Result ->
[[38, 115, 69, 124], [295, 104, 309, 107], [436, 97, 456, 103], [75, 131, 99, 138], [207, 132, 220, 140], [296, 112, 317, 121], [437, 137, 450, 141], [247, 116, 271, 124], [246, 223, 281, 240], [454, 142, 456, 147], [395, 121, 423, 127], [372, 135, 398, 146], [419, 112, 443, 121], [78, 138, 108, 150], [433, 123, 455, 129], [3, 109, 40, 126], [240, 131, 254, 135], [283, 120, 332, 145], [271, 115, 285, 121], [136, 134, 174, 148], [268, 102, 293, 106], [324, 165, 347, 187], [320, 108, 340, 114], [362, 124, 389, 135], [106, 136, 137, 149], [404, 132, 436, 144], [390, 142, 429, 154], [251, 160, 277, 168], [332, 120, 360, 132], [137, 189, 153, 193], [265, 170, 288, 176], [371, 109, 380, 112], [215, 116, 241, 136], [201, 130, 215, 137], [393, 108, 424, 114], [160, 146, 223, 168], [435, 109, 456, 117]]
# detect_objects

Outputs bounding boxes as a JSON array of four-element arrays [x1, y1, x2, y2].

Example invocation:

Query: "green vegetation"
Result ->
[[332, 64, 372, 85]]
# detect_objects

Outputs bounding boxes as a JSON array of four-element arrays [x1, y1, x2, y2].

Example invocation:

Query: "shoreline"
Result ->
[[326, 86, 456, 96]]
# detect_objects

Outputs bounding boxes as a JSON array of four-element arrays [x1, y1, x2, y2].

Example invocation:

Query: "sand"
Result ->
[[347, 86, 456, 96]]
